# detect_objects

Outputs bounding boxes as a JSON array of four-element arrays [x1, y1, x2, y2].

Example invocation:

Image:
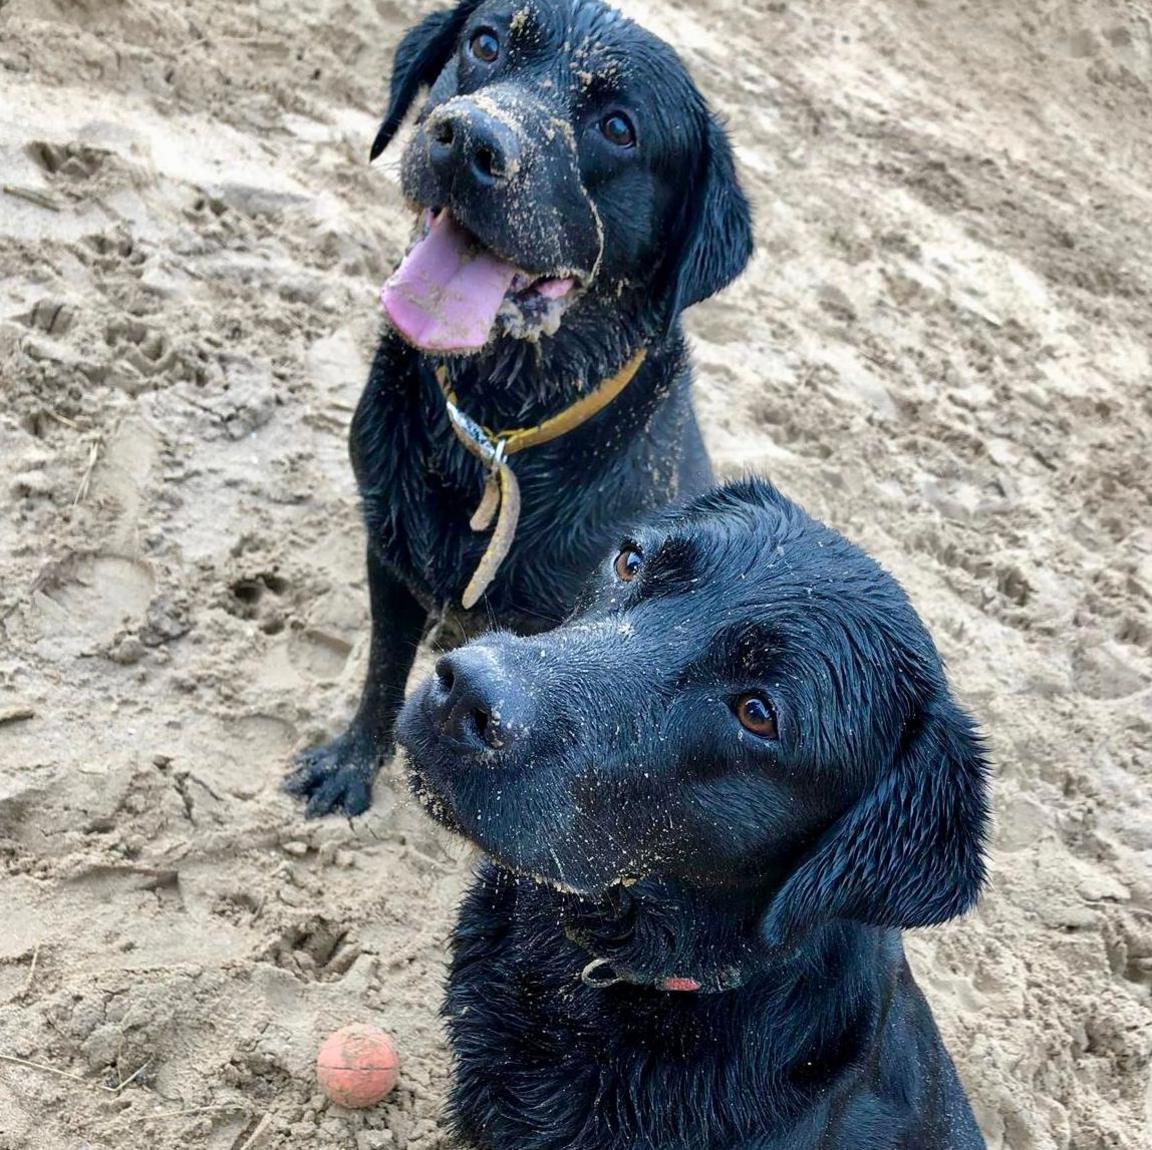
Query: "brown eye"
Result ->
[[734, 694, 778, 739], [614, 546, 643, 582], [600, 112, 636, 148], [469, 28, 500, 63]]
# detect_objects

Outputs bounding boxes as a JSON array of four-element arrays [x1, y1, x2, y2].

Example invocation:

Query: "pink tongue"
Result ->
[[381, 213, 519, 352], [537, 277, 575, 300]]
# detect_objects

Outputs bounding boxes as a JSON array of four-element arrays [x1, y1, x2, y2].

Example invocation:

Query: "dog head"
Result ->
[[372, 0, 752, 353], [398, 479, 990, 943]]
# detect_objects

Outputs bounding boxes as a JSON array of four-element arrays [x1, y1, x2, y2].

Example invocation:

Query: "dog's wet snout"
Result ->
[[433, 648, 529, 752], [428, 104, 521, 187]]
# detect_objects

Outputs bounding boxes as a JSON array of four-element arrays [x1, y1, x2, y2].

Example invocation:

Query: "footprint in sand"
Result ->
[[1072, 641, 1150, 701], [286, 628, 352, 682], [34, 553, 154, 656]]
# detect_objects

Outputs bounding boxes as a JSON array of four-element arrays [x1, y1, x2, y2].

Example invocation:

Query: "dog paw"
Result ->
[[283, 730, 384, 819]]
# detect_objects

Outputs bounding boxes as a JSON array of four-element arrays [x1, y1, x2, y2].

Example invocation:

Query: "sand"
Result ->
[[0, 0, 1150, 1147]]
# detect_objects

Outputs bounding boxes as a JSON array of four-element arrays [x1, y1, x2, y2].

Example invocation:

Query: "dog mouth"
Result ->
[[406, 761, 465, 837], [380, 208, 584, 354], [404, 757, 605, 896], [400, 681, 639, 896]]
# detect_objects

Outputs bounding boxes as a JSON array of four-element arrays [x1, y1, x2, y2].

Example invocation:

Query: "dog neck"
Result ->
[[456, 866, 918, 1147], [551, 874, 811, 995], [432, 290, 678, 426]]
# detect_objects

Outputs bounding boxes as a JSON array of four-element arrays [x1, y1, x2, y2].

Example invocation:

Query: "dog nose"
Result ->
[[432, 648, 529, 752], [427, 104, 521, 187]]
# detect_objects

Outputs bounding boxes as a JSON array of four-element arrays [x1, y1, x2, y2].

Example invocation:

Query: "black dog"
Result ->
[[285, 0, 752, 816], [398, 479, 990, 1149]]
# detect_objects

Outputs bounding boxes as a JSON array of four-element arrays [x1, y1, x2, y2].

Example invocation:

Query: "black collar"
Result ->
[[577, 954, 750, 994]]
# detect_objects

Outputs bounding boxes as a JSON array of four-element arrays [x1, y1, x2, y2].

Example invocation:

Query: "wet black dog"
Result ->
[[286, 0, 752, 816], [398, 479, 990, 1149]]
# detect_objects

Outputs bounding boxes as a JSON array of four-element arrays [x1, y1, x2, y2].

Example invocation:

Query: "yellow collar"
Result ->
[[434, 348, 648, 608]]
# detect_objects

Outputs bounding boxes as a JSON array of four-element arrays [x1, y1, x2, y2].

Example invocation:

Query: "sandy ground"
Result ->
[[1, 0, 1150, 1147]]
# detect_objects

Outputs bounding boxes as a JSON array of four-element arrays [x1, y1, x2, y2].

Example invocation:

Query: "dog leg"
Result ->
[[285, 548, 427, 818]]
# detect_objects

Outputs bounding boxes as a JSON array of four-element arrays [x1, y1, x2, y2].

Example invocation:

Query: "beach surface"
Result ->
[[1, 1, 1150, 1146]]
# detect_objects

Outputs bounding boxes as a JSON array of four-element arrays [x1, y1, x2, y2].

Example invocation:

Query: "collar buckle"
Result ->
[[580, 958, 624, 989], [444, 400, 502, 470]]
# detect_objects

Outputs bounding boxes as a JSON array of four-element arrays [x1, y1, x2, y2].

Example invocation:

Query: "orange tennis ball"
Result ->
[[316, 1023, 399, 1108]]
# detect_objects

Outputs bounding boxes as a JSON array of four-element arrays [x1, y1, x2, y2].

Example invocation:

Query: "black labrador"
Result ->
[[285, 0, 752, 816], [398, 479, 991, 1149]]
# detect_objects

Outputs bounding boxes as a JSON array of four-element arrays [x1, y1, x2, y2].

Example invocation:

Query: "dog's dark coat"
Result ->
[[398, 480, 990, 1149], [286, 0, 752, 817]]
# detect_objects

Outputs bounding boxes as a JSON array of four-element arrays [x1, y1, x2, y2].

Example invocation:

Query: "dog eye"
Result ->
[[600, 112, 636, 148], [733, 694, 778, 739], [613, 546, 643, 582], [469, 28, 500, 63]]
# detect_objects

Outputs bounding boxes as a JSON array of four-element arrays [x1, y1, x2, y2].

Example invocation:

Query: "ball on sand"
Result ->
[[316, 1023, 399, 1108]]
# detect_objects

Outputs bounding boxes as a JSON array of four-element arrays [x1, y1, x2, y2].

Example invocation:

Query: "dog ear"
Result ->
[[370, 1, 483, 161], [660, 114, 753, 327], [761, 694, 990, 948]]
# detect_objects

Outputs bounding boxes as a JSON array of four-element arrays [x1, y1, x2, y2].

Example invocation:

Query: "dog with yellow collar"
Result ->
[[285, 0, 752, 818]]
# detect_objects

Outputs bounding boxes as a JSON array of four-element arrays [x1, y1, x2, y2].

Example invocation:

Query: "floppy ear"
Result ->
[[370, 1, 483, 161], [660, 114, 753, 326], [761, 695, 990, 948]]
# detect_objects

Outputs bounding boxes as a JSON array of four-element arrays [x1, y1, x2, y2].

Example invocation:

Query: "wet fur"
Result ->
[[285, 0, 752, 816], [399, 480, 990, 1148]]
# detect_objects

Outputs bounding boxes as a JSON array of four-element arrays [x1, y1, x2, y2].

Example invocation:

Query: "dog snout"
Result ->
[[432, 647, 530, 752], [427, 103, 521, 188]]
